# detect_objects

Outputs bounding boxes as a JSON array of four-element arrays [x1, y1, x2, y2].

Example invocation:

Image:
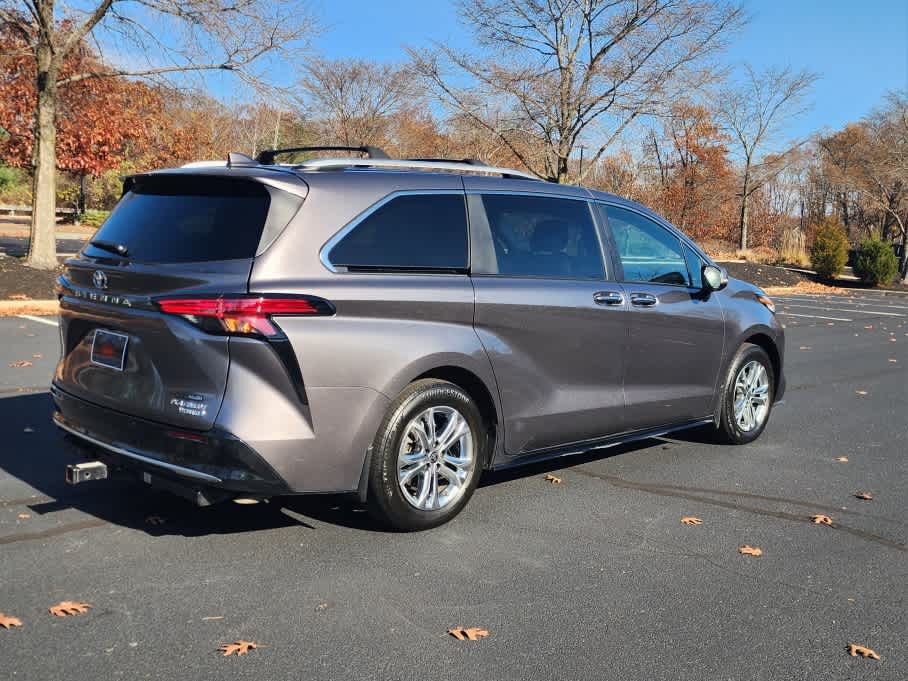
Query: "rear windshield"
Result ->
[[83, 176, 275, 263]]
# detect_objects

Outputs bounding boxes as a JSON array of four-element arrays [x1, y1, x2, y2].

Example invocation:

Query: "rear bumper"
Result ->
[[51, 384, 291, 496]]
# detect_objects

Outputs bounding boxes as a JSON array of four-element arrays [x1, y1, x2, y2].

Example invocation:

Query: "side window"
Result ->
[[682, 241, 705, 289], [480, 194, 604, 279], [329, 194, 468, 270], [605, 205, 691, 286]]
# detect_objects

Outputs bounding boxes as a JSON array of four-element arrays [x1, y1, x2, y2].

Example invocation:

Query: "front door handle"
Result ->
[[630, 292, 658, 307], [593, 291, 624, 306]]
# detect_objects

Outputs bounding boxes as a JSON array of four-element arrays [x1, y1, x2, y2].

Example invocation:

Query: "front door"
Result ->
[[469, 191, 627, 456], [601, 203, 725, 431]]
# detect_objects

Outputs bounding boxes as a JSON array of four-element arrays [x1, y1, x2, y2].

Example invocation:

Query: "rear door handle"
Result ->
[[593, 291, 624, 306], [630, 292, 658, 307]]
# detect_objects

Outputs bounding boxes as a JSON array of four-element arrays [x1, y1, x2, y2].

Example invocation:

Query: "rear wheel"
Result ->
[[717, 344, 775, 444], [367, 379, 485, 531]]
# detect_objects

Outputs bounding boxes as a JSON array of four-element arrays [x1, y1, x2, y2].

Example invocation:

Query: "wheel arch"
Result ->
[[711, 328, 783, 424]]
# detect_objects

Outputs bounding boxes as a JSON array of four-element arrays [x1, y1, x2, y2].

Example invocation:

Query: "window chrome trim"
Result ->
[[319, 189, 467, 273]]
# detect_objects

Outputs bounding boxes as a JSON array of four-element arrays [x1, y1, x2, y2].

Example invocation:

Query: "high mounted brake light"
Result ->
[[155, 295, 334, 337]]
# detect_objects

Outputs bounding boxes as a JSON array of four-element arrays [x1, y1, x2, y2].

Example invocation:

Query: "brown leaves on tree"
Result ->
[[680, 516, 703, 525], [218, 640, 259, 656], [448, 626, 490, 641], [738, 545, 762, 557], [811, 514, 833, 526], [854, 491, 874, 501], [0, 612, 23, 629], [8, 360, 33, 368], [48, 601, 92, 617], [544, 474, 562, 484], [847, 643, 880, 660]]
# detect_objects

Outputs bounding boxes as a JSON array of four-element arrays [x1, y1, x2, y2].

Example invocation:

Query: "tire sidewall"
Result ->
[[368, 380, 485, 531], [721, 345, 774, 444]]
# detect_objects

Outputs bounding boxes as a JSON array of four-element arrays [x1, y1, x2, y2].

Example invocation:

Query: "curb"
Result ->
[[0, 300, 59, 316]]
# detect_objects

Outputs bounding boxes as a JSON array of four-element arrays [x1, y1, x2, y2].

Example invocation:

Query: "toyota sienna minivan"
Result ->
[[53, 147, 785, 530]]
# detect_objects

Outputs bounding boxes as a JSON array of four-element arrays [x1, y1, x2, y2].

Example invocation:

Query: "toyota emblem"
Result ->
[[92, 270, 108, 289]]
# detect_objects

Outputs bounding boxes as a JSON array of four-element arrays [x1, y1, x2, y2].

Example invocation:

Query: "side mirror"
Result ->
[[702, 265, 727, 291]]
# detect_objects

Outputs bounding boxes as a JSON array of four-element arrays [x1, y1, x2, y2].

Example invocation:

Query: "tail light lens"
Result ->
[[155, 295, 333, 337]]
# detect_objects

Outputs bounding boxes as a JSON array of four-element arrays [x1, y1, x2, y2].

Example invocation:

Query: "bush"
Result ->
[[810, 220, 849, 279], [0, 165, 31, 204], [79, 209, 110, 229], [853, 238, 899, 286]]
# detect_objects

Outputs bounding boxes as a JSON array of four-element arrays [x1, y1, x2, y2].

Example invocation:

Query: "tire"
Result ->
[[716, 343, 775, 445], [367, 379, 486, 531]]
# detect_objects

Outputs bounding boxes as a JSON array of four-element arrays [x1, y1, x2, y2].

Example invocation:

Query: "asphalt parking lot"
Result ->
[[1, 290, 906, 680]]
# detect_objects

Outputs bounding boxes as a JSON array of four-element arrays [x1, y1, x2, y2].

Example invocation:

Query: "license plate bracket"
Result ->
[[90, 329, 129, 371]]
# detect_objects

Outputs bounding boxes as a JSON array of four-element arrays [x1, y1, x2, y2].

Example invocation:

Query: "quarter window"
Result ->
[[606, 205, 691, 286], [480, 194, 604, 279], [329, 194, 468, 270]]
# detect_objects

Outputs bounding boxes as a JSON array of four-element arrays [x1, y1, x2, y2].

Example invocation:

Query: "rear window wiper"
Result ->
[[90, 240, 129, 257]]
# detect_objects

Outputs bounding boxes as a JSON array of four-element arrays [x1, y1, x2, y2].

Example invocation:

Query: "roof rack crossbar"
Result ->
[[295, 158, 541, 181], [257, 145, 389, 165]]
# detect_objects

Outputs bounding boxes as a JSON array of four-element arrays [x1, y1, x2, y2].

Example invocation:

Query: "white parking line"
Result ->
[[778, 303, 906, 317], [17, 315, 59, 326], [774, 296, 908, 310], [776, 312, 853, 321]]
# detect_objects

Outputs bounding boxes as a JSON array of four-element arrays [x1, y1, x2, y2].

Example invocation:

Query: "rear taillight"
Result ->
[[155, 295, 333, 337]]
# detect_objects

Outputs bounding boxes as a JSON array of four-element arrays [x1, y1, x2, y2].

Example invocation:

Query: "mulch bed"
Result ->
[[721, 261, 809, 289], [0, 254, 61, 301]]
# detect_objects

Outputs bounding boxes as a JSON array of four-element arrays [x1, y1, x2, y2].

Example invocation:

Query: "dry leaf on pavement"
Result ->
[[48, 601, 92, 617], [448, 626, 490, 641], [218, 640, 259, 656], [17, 513, 30, 519], [854, 390, 868, 395], [680, 516, 703, 525], [738, 545, 762, 557], [888, 358, 897, 363], [799, 346, 811, 350], [8, 360, 33, 368], [836, 456, 849, 462], [0, 613, 23, 629], [811, 514, 833, 525], [544, 474, 562, 484], [854, 492, 874, 501], [847, 643, 880, 660]]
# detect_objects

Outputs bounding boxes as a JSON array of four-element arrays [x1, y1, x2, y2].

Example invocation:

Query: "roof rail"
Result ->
[[257, 145, 389, 165], [295, 158, 541, 181]]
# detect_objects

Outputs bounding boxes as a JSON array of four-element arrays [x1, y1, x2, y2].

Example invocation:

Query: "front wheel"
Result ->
[[367, 379, 486, 531], [716, 344, 775, 444]]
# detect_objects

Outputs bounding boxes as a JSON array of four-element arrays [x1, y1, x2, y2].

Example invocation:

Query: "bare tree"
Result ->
[[410, 0, 744, 183], [716, 64, 817, 249], [0, 0, 316, 269], [299, 58, 416, 149]]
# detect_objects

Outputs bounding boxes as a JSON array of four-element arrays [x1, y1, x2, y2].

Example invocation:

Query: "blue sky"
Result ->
[[310, 0, 907, 141]]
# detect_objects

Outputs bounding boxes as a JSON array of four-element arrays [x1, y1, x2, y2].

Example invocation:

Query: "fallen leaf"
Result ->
[[32, 353, 42, 359], [863, 325, 873, 329], [811, 514, 833, 525], [218, 640, 258, 656], [0, 613, 23, 629], [738, 545, 762, 557], [49, 601, 92, 617], [889, 358, 898, 363], [144, 515, 165, 525], [854, 390, 868, 396], [8, 360, 32, 368], [680, 516, 703, 525], [847, 643, 880, 660], [827, 322, 835, 326], [448, 626, 490, 641], [836, 456, 849, 462], [544, 474, 562, 484], [854, 491, 874, 501], [799, 345, 811, 350], [315, 602, 329, 612], [890, 338, 897, 342], [17, 513, 30, 519], [201, 616, 224, 621], [23, 427, 34, 433]]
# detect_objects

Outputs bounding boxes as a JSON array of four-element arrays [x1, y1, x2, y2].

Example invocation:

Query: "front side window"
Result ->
[[605, 205, 691, 286], [480, 194, 604, 279], [329, 193, 468, 270]]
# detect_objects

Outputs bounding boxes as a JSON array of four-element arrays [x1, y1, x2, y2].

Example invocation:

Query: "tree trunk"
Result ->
[[738, 169, 750, 251], [26, 60, 59, 270]]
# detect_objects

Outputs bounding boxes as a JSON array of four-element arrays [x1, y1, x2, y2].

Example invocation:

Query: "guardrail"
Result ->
[[0, 203, 76, 217]]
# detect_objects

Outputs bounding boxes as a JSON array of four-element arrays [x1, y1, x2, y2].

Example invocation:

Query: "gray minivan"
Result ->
[[53, 148, 785, 530]]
